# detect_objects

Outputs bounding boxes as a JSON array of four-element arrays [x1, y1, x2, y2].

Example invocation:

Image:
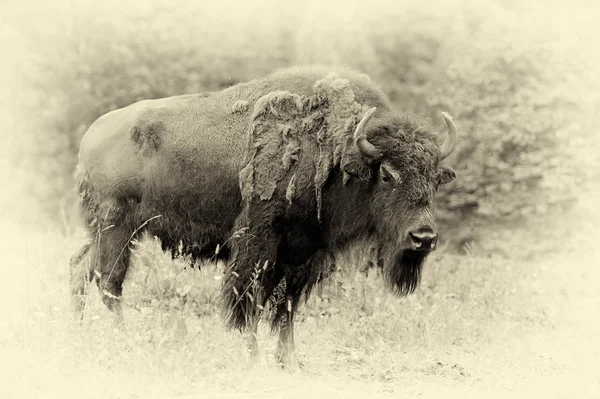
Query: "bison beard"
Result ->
[[384, 249, 426, 296]]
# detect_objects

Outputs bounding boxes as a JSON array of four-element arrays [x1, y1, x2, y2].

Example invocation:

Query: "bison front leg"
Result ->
[[224, 254, 283, 357], [223, 212, 284, 358], [273, 268, 309, 369], [272, 253, 325, 369], [246, 265, 285, 357], [275, 293, 299, 368]]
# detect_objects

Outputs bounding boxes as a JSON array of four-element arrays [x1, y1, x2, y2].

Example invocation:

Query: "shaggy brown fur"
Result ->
[[70, 65, 457, 366]]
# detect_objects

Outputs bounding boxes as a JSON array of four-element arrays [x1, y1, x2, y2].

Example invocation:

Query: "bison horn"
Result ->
[[438, 112, 457, 160], [354, 107, 381, 160]]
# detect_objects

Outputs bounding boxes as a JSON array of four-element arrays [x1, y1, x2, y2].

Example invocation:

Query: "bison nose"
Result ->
[[408, 226, 438, 251]]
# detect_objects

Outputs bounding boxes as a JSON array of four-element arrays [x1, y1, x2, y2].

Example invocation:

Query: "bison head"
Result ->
[[351, 107, 457, 296]]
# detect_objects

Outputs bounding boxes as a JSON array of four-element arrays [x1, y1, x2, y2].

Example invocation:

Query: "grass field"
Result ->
[[1, 0, 599, 397], [0, 187, 598, 398]]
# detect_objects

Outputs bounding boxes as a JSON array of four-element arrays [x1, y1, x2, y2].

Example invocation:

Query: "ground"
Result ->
[[0, 188, 598, 399]]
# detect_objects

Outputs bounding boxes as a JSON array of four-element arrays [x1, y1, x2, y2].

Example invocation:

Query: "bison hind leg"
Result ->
[[93, 223, 140, 327], [69, 240, 94, 322], [70, 222, 139, 327]]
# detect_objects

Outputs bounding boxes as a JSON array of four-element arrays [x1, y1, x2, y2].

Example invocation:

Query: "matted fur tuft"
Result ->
[[238, 74, 372, 219]]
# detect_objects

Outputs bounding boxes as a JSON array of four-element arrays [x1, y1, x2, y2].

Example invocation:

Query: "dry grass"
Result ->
[[1, 1, 599, 397], [0, 189, 598, 398]]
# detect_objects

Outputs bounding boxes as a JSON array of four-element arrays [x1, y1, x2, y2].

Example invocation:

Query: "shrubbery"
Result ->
[[21, 0, 596, 237]]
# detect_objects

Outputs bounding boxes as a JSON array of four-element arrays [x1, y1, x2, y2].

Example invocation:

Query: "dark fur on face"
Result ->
[[358, 117, 448, 296], [370, 118, 440, 200]]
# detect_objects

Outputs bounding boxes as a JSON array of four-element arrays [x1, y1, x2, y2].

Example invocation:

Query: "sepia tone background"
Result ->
[[1, 0, 599, 397]]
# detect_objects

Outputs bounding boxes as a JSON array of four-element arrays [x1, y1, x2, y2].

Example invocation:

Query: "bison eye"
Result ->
[[379, 165, 391, 184], [381, 171, 390, 183], [379, 163, 400, 185]]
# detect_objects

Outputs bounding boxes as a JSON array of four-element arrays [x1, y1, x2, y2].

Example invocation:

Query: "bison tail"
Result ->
[[74, 167, 99, 228]]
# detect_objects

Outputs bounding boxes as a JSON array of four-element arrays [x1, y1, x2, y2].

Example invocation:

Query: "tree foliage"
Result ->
[[19, 0, 597, 234]]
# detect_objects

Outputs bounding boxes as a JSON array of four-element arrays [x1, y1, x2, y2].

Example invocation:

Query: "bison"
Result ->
[[70, 65, 457, 366]]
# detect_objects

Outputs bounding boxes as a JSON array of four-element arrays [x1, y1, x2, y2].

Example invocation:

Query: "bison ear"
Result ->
[[341, 155, 373, 182], [438, 166, 456, 185]]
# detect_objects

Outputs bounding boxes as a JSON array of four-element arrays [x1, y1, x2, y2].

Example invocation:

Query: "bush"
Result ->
[[19, 0, 596, 237]]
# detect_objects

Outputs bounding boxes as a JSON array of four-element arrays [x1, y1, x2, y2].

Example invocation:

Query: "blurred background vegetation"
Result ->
[[2, 0, 599, 245], [1, 3, 599, 392]]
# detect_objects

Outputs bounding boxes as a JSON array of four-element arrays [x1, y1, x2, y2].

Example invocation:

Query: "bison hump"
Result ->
[[239, 75, 372, 220]]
